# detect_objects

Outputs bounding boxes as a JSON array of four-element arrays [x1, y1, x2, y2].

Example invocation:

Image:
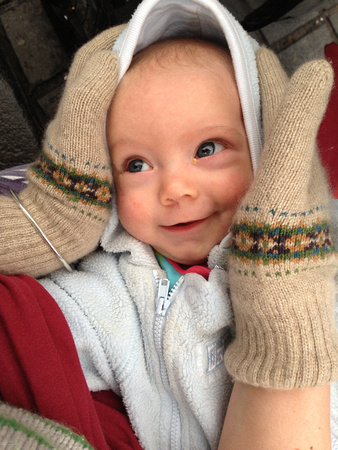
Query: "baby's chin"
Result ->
[[156, 249, 208, 267]]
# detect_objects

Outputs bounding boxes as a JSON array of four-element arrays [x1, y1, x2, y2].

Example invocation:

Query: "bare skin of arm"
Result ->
[[219, 382, 331, 449]]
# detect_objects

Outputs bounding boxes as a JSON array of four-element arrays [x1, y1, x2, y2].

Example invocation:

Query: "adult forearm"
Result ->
[[219, 382, 331, 449]]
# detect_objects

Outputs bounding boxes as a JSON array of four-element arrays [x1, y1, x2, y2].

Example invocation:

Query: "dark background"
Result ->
[[0, 0, 337, 170]]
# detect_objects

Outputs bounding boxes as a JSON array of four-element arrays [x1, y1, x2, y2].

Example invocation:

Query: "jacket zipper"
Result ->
[[153, 271, 183, 450]]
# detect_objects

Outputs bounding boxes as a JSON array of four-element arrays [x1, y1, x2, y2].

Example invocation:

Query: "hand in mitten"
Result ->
[[0, 24, 125, 278], [225, 48, 337, 389]]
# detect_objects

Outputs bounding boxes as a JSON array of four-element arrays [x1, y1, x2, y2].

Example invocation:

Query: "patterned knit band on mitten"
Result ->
[[224, 50, 338, 390], [0, 402, 93, 449], [0, 25, 125, 278], [28, 24, 127, 218]]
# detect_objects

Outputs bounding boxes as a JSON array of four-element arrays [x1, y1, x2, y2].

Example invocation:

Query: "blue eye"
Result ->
[[127, 159, 150, 173], [196, 141, 224, 158]]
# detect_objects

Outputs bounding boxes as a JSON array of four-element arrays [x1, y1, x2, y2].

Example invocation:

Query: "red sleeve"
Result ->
[[318, 42, 338, 197], [0, 274, 141, 449]]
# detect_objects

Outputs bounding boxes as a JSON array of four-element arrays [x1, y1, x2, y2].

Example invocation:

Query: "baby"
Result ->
[[0, 0, 336, 447], [36, 36, 335, 449]]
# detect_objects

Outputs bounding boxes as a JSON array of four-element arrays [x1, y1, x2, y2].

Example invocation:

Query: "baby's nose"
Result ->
[[159, 172, 198, 205]]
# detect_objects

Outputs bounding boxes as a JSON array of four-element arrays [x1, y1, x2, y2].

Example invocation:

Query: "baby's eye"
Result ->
[[127, 159, 150, 173], [196, 141, 224, 158]]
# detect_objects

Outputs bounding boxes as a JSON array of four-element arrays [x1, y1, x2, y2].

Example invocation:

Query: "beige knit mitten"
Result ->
[[224, 48, 338, 389], [0, 24, 125, 278], [0, 402, 93, 449]]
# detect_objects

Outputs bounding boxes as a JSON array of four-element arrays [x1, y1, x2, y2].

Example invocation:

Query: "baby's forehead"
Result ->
[[127, 38, 234, 77], [111, 38, 238, 114]]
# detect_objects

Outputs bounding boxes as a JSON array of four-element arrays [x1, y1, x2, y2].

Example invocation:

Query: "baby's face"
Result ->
[[107, 48, 253, 265]]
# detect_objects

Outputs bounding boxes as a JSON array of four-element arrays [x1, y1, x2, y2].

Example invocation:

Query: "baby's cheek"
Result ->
[[217, 171, 252, 208], [235, 173, 252, 200], [117, 194, 148, 229]]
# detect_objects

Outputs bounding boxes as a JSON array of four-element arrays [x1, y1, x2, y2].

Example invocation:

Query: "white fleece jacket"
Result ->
[[40, 225, 234, 449]]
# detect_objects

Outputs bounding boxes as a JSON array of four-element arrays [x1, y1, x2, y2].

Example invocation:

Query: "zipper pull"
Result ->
[[155, 278, 170, 316]]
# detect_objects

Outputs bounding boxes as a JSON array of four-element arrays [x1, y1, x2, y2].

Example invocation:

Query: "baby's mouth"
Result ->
[[171, 221, 195, 227], [163, 217, 209, 231]]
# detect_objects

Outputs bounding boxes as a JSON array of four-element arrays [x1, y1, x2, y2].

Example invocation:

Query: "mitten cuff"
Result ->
[[225, 262, 338, 389], [0, 402, 92, 448], [0, 184, 109, 277]]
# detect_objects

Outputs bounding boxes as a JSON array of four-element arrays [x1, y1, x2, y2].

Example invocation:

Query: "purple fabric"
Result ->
[[0, 164, 31, 196]]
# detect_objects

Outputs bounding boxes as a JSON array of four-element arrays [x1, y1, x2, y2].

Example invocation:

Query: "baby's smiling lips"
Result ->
[[161, 216, 210, 232]]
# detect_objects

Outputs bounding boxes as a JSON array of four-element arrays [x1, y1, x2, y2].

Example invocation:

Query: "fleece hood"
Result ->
[[113, 0, 262, 169], [101, 0, 263, 253]]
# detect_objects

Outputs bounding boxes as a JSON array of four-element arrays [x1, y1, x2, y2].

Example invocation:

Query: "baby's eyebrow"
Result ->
[[193, 125, 246, 140], [198, 124, 243, 134], [106, 134, 129, 154]]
